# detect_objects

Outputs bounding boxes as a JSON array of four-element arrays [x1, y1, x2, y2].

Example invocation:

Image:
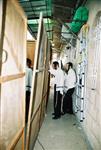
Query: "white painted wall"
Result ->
[[62, 1, 101, 149], [82, 1, 101, 149]]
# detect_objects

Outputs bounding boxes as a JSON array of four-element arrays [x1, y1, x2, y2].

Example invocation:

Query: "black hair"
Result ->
[[27, 58, 32, 68], [66, 62, 73, 73], [53, 61, 59, 70], [27, 58, 31, 65], [67, 62, 73, 68], [53, 61, 59, 66]]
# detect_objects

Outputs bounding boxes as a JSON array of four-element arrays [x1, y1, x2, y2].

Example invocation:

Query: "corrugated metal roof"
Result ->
[[19, 0, 87, 50]]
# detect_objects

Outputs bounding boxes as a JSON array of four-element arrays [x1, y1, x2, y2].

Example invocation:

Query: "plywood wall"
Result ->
[[0, 0, 27, 149]]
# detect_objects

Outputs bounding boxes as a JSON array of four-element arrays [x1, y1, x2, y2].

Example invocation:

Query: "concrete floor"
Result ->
[[34, 88, 91, 150]]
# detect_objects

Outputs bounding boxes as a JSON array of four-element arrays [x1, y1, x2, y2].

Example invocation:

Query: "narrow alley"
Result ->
[[0, 0, 101, 150]]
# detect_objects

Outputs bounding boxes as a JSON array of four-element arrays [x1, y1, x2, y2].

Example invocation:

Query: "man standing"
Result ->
[[50, 61, 59, 116], [25, 58, 33, 123], [52, 61, 64, 119], [62, 62, 76, 114]]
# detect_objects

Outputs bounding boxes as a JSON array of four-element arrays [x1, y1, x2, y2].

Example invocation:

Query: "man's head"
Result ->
[[64, 62, 73, 71], [27, 58, 32, 68], [52, 61, 59, 70]]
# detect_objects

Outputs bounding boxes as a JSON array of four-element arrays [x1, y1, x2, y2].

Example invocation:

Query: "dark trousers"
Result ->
[[63, 88, 75, 114], [26, 91, 30, 123], [54, 91, 62, 117], [53, 84, 56, 113]]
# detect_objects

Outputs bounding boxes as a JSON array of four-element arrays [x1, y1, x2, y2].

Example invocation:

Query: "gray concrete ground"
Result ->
[[34, 88, 91, 150]]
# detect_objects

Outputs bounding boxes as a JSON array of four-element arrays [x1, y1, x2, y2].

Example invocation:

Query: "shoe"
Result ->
[[69, 112, 73, 114], [61, 112, 66, 115], [67, 111, 73, 114], [52, 116, 60, 119], [52, 112, 55, 115]]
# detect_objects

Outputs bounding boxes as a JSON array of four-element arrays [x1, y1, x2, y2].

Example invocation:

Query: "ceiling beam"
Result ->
[[19, 0, 44, 4], [28, 15, 52, 20], [22, 4, 46, 9], [53, 4, 74, 10]]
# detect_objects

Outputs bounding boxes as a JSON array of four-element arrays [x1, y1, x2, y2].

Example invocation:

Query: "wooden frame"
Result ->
[[0, 0, 27, 149], [0, 0, 7, 74], [26, 13, 51, 150]]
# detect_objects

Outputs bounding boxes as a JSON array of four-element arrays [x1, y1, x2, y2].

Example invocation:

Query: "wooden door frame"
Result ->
[[0, 0, 7, 75]]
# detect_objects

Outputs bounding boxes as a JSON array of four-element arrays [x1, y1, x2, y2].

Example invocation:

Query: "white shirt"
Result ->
[[55, 68, 64, 95], [64, 68, 76, 92], [49, 68, 57, 85], [26, 66, 33, 92]]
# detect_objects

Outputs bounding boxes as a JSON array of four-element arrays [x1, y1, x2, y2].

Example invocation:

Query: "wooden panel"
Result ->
[[0, 0, 7, 74], [14, 135, 24, 150], [0, 0, 27, 149], [26, 13, 43, 150], [27, 40, 36, 66], [29, 110, 40, 150], [39, 99, 46, 128], [2, 0, 26, 75], [8, 128, 24, 150], [0, 72, 25, 83], [26, 13, 51, 150]]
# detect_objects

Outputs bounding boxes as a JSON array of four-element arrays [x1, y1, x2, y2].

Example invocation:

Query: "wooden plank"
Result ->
[[26, 13, 43, 150], [29, 111, 40, 150], [30, 102, 41, 124], [0, 0, 7, 74], [7, 127, 24, 150], [0, 2, 7, 149], [2, 0, 27, 76], [0, 0, 27, 149], [0, 72, 25, 83], [26, 13, 51, 149]]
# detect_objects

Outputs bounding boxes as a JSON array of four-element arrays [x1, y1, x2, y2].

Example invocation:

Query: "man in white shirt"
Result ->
[[62, 62, 76, 114], [26, 58, 33, 123], [49, 61, 59, 116], [52, 61, 64, 119]]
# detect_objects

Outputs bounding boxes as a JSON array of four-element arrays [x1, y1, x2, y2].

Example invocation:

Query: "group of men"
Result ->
[[25, 58, 76, 122], [51, 61, 76, 120]]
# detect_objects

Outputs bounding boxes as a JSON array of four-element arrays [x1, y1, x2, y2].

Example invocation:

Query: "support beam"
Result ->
[[28, 15, 52, 20], [53, 4, 74, 11]]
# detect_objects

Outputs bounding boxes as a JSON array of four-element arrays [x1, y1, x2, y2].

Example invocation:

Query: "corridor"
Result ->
[[0, 0, 101, 149], [34, 88, 91, 150]]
